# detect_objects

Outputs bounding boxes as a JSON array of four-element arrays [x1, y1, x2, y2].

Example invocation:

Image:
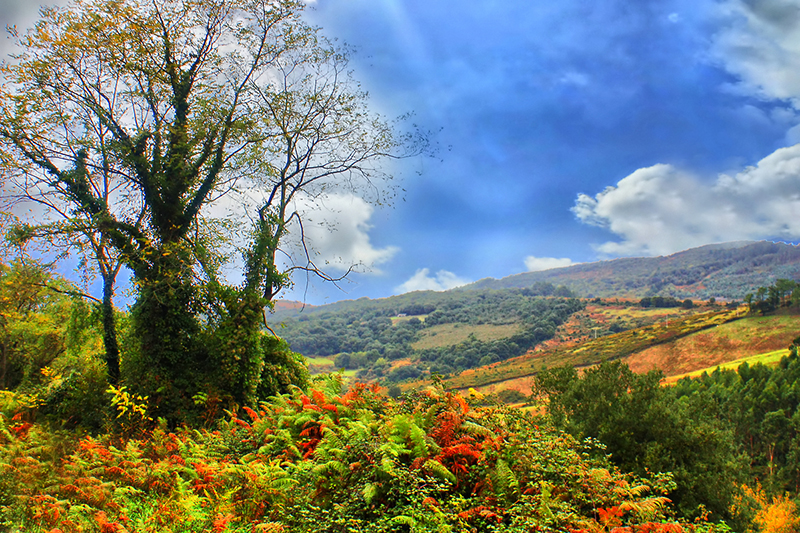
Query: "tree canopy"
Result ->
[[0, 0, 418, 422]]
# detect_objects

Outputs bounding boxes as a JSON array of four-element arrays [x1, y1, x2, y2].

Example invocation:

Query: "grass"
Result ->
[[663, 349, 791, 384], [306, 356, 358, 379], [390, 314, 427, 325], [410, 323, 522, 350], [695, 315, 798, 343], [434, 307, 746, 390]]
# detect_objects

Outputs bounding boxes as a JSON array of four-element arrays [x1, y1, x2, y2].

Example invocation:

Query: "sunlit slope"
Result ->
[[661, 348, 791, 384], [434, 308, 798, 394], [623, 313, 800, 376], [432, 307, 749, 391]]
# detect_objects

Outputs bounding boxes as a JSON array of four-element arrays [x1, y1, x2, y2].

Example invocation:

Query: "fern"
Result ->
[[422, 459, 456, 485], [620, 496, 672, 522], [311, 460, 348, 479], [491, 458, 519, 502], [461, 420, 493, 438], [390, 514, 417, 527], [363, 482, 378, 505]]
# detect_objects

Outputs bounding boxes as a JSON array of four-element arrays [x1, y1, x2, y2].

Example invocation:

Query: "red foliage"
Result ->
[[212, 513, 234, 532], [95, 511, 125, 533], [598, 506, 625, 527], [232, 418, 251, 429], [11, 420, 33, 439], [457, 505, 503, 523], [242, 406, 261, 422], [298, 422, 324, 459], [430, 411, 462, 448], [340, 382, 383, 408], [635, 523, 684, 533], [192, 461, 223, 495]]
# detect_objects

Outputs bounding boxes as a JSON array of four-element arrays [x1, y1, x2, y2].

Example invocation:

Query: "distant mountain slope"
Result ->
[[463, 240, 800, 299]]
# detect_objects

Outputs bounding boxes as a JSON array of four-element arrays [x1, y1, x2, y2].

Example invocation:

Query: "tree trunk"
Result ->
[[101, 274, 121, 384]]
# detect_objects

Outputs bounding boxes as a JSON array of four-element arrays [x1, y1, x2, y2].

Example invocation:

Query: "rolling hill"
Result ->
[[269, 240, 800, 394], [463, 240, 800, 299]]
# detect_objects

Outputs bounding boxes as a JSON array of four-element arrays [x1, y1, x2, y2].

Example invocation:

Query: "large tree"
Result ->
[[0, 0, 416, 421]]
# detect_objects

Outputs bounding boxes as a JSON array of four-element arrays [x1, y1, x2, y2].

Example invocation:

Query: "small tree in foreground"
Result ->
[[1, 0, 421, 423]]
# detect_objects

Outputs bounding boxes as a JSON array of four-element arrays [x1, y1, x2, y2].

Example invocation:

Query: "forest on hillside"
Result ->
[[271, 283, 583, 381]]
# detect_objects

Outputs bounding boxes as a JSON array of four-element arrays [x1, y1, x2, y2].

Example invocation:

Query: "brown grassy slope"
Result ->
[[433, 307, 745, 391], [411, 323, 522, 350], [623, 311, 800, 375]]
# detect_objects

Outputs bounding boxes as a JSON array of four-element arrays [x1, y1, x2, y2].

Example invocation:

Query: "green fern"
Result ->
[[423, 459, 456, 484], [363, 482, 378, 505], [491, 458, 519, 502]]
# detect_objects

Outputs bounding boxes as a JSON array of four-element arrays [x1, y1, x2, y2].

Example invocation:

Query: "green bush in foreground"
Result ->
[[0, 377, 731, 533]]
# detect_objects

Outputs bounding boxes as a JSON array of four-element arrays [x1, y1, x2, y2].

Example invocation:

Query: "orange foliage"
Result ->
[[735, 484, 800, 533]]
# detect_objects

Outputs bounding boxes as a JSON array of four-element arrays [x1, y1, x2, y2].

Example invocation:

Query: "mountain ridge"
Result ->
[[460, 240, 800, 299]]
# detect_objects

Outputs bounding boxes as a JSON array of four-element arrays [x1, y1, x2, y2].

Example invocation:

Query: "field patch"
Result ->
[[662, 349, 790, 384], [624, 314, 799, 376], [390, 314, 427, 325], [410, 323, 522, 350]]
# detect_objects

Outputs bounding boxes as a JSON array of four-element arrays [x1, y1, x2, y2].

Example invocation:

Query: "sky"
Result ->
[[3, 0, 800, 305]]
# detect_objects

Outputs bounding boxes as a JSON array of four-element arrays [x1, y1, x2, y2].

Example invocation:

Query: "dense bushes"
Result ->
[[534, 362, 743, 521], [0, 377, 723, 532], [535, 355, 800, 530]]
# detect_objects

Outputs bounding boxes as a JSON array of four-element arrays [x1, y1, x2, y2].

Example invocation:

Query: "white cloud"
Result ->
[[290, 193, 399, 273], [524, 256, 575, 272], [558, 71, 590, 87], [202, 189, 398, 280], [711, 0, 800, 107], [395, 268, 471, 293], [573, 144, 800, 256]]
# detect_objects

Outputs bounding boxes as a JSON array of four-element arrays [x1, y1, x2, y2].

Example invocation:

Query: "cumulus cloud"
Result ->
[[711, 0, 800, 107], [395, 268, 471, 293], [289, 193, 399, 273], [204, 189, 398, 280], [573, 145, 800, 256], [524, 256, 575, 271]]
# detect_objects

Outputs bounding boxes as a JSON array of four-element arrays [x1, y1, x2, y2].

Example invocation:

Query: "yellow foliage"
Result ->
[[107, 384, 153, 436], [734, 484, 800, 533]]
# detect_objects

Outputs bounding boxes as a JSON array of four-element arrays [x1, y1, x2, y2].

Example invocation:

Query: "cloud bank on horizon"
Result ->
[[394, 268, 471, 293]]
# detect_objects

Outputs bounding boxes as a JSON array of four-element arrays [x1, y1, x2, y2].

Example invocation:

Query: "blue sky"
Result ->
[[3, 0, 800, 305], [288, 0, 800, 303]]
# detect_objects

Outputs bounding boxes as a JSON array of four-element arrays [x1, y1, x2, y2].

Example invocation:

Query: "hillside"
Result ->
[[463, 240, 800, 299], [270, 284, 584, 382], [437, 307, 799, 396], [268, 241, 800, 390], [420, 305, 746, 391]]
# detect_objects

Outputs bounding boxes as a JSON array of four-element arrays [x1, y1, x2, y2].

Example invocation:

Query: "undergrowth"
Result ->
[[0, 376, 731, 533]]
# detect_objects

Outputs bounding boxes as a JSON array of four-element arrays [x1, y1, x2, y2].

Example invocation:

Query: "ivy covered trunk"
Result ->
[[128, 249, 208, 422], [100, 273, 121, 385]]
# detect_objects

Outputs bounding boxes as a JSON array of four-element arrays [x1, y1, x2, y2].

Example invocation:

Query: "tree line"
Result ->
[[534, 341, 800, 530], [745, 279, 800, 315]]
